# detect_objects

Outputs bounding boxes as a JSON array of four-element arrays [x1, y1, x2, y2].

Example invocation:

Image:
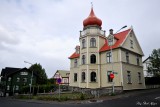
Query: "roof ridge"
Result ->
[[114, 28, 131, 36]]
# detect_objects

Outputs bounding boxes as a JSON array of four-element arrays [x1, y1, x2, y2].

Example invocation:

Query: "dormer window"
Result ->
[[108, 35, 114, 46]]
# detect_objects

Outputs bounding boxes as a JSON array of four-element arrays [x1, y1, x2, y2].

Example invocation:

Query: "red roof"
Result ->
[[99, 29, 131, 52], [69, 52, 80, 59]]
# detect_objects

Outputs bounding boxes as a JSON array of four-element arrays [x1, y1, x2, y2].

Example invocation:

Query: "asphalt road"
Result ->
[[0, 89, 160, 107]]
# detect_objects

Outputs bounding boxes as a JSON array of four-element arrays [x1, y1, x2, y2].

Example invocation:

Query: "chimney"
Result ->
[[109, 29, 113, 35]]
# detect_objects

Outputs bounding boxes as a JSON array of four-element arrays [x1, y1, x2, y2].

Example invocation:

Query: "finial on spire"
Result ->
[[91, 2, 93, 8]]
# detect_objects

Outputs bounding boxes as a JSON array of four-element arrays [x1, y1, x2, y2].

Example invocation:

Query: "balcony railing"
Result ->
[[80, 29, 105, 37]]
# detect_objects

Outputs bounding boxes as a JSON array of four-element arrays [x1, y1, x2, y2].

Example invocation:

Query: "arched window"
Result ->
[[90, 38, 96, 47], [90, 54, 96, 64], [90, 72, 96, 82], [82, 39, 86, 48], [82, 55, 85, 64], [81, 72, 85, 82]]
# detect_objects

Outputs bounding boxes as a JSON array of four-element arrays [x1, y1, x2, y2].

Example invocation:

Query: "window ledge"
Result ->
[[127, 82, 132, 84], [90, 47, 97, 48], [90, 82, 97, 83], [81, 82, 86, 83], [139, 83, 142, 84]]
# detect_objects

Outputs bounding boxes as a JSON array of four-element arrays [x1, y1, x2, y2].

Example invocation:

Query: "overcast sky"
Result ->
[[0, 0, 160, 78]]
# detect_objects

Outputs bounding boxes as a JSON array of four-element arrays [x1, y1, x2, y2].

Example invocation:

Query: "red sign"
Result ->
[[110, 73, 114, 79]]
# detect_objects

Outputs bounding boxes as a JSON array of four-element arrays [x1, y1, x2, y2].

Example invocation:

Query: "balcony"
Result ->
[[80, 28, 105, 37]]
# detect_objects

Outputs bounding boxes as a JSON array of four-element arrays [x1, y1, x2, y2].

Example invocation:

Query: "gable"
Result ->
[[121, 28, 144, 56], [53, 70, 70, 79]]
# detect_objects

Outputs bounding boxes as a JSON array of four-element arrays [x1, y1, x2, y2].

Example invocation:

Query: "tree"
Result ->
[[148, 48, 160, 77], [29, 63, 48, 84], [47, 78, 56, 85]]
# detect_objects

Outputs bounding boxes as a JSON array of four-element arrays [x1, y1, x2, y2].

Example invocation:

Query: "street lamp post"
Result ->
[[108, 25, 127, 94], [24, 61, 33, 97]]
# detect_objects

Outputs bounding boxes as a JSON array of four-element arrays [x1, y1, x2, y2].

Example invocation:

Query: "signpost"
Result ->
[[57, 78, 61, 100], [110, 73, 114, 93]]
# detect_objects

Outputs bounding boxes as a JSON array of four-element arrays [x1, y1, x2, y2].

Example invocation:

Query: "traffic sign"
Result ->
[[110, 73, 114, 79], [57, 78, 62, 84]]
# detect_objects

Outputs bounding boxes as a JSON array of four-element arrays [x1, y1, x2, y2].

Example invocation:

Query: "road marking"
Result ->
[[155, 97, 160, 99]]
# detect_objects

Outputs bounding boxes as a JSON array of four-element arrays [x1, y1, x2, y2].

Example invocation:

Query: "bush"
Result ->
[[80, 93, 85, 100], [14, 95, 32, 99], [145, 77, 160, 85], [20, 84, 58, 94], [16, 92, 94, 101]]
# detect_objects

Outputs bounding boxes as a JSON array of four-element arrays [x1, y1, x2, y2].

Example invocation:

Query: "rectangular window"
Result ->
[[107, 71, 113, 82], [82, 39, 86, 48], [23, 78, 27, 82], [127, 71, 131, 83], [64, 78, 68, 83], [138, 72, 141, 83], [15, 85, 19, 90], [126, 52, 129, 63], [8, 77, 11, 81], [137, 55, 140, 65], [82, 55, 86, 65], [17, 77, 20, 82], [20, 72, 28, 75], [130, 40, 133, 48], [74, 73, 77, 82], [7, 85, 10, 90], [107, 51, 112, 63]]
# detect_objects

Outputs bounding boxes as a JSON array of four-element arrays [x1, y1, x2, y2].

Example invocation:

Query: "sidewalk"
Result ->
[[9, 88, 160, 105]]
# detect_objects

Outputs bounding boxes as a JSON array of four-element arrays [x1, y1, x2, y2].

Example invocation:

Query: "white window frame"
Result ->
[[17, 77, 20, 82], [127, 71, 132, 84], [8, 77, 11, 81], [7, 85, 10, 90], [90, 38, 96, 47], [106, 51, 112, 63]]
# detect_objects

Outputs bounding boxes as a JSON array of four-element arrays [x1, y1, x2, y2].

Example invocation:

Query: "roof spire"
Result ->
[[91, 2, 93, 8]]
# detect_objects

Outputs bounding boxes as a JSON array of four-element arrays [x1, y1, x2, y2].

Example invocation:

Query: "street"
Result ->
[[0, 89, 160, 107]]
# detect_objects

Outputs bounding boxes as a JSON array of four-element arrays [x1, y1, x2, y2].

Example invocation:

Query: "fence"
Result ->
[[146, 85, 160, 89]]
